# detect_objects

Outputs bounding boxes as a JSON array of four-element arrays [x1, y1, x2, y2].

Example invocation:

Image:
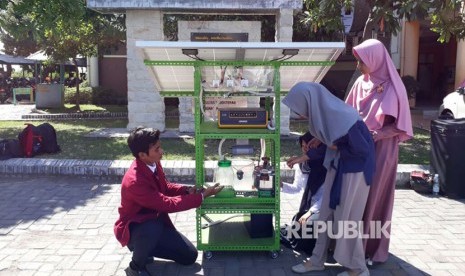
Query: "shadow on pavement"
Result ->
[[145, 260, 202, 275], [0, 175, 111, 232], [193, 245, 430, 275], [381, 254, 430, 276], [404, 185, 465, 205]]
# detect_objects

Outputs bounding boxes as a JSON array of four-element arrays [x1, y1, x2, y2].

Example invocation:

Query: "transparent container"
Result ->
[[214, 159, 234, 188]]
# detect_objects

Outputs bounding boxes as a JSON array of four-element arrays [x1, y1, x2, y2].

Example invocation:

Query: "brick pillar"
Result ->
[[126, 10, 165, 131], [178, 97, 195, 132], [275, 9, 294, 135]]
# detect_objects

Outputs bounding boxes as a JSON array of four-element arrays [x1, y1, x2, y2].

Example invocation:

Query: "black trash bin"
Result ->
[[430, 118, 465, 198]]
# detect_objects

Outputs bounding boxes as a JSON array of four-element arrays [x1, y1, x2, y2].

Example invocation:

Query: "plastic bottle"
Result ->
[[432, 174, 440, 196], [214, 159, 234, 188]]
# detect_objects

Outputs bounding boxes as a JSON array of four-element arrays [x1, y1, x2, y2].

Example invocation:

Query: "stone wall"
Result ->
[[126, 10, 166, 131], [108, 7, 295, 134]]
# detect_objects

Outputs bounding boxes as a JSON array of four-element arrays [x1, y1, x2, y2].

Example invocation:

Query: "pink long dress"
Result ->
[[346, 39, 413, 263]]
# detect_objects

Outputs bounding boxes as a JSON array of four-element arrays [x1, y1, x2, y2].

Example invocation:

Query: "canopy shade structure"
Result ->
[[0, 53, 37, 65], [136, 41, 345, 94], [27, 51, 87, 67]]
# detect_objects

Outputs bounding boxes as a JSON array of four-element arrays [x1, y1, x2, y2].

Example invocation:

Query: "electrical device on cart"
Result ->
[[217, 107, 268, 129]]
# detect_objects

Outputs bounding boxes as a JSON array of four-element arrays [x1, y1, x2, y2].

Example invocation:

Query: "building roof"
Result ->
[[87, 0, 303, 12], [26, 51, 87, 67]]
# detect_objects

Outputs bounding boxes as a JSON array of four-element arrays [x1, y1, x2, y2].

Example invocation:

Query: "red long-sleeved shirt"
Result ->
[[114, 159, 202, 246]]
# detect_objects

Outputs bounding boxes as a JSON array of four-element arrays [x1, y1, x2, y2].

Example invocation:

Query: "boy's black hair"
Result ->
[[298, 131, 314, 146], [127, 126, 161, 158]]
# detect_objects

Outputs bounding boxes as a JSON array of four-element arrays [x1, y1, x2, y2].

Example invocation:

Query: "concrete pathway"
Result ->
[[0, 103, 452, 276], [1, 175, 464, 275], [0, 103, 37, 121]]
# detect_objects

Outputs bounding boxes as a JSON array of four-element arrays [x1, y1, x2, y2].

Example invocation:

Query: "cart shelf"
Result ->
[[197, 215, 279, 251], [203, 197, 276, 205], [199, 205, 276, 214], [198, 121, 277, 136]]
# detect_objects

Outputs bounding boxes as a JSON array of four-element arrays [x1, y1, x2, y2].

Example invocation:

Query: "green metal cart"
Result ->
[[138, 41, 345, 259]]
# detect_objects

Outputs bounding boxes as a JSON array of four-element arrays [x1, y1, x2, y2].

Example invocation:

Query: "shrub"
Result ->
[[64, 86, 127, 105], [91, 86, 127, 105], [64, 86, 93, 104]]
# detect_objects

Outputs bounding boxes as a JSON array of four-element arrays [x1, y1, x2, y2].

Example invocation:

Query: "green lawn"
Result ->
[[0, 119, 430, 164], [398, 128, 430, 164]]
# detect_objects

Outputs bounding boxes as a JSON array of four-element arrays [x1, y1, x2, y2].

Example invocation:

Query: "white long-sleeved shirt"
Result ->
[[281, 165, 323, 214]]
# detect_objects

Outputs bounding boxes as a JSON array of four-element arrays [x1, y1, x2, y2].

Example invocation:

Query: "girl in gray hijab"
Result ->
[[282, 82, 375, 276]]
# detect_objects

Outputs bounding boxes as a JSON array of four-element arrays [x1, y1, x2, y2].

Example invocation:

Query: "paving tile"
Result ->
[[0, 176, 464, 275]]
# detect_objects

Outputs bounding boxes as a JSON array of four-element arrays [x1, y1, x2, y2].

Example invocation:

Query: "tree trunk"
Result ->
[[6, 64, 12, 78], [73, 58, 81, 111]]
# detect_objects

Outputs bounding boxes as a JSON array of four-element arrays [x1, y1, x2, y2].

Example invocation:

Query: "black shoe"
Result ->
[[280, 233, 295, 249], [125, 266, 151, 276], [126, 261, 152, 276]]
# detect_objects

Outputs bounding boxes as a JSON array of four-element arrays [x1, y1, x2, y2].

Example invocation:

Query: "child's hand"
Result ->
[[298, 211, 312, 225], [286, 156, 298, 168], [308, 138, 322, 149]]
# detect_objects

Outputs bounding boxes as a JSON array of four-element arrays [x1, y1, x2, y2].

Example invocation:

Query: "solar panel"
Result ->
[[136, 41, 345, 92]]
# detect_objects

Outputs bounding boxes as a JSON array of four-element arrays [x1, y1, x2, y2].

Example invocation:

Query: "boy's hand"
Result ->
[[202, 183, 224, 198], [187, 186, 197, 194]]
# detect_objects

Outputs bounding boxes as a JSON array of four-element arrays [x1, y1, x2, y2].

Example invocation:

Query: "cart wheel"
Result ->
[[270, 251, 279, 259], [204, 251, 213, 260]]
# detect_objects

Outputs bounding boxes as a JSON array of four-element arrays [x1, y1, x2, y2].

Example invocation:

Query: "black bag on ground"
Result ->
[[18, 123, 60, 157], [18, 124, 42, 157], [0, 139, 23, 160], [35, 123, 61, 154], [409, 171, 432, 194], [280, 211, 317, 255]]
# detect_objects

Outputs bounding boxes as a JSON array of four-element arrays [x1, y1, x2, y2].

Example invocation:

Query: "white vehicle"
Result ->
[[439, 87, 465, 119]]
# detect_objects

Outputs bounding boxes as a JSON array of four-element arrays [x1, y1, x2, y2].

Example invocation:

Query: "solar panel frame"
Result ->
[[136, 41, 345, 92]]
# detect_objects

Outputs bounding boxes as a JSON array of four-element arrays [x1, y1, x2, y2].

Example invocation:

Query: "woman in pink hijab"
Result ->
[[346, 39, 413, 264]]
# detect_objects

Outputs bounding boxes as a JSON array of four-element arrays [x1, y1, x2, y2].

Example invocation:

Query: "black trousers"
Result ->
[[127, 218, 198, 270]]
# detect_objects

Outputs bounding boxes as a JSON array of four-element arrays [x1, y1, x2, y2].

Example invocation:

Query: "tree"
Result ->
[[0, 0, 125, 110], [296, 0, 464, 97], [0, 2, 40, 57], [293, 0, 347, 41], [299, 0, 465, 43], [429, 0, 465, 42], [0, 1, 39, 78]]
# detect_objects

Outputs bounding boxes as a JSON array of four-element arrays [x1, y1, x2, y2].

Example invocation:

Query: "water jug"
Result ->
[[214, 159, 234, 187]]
